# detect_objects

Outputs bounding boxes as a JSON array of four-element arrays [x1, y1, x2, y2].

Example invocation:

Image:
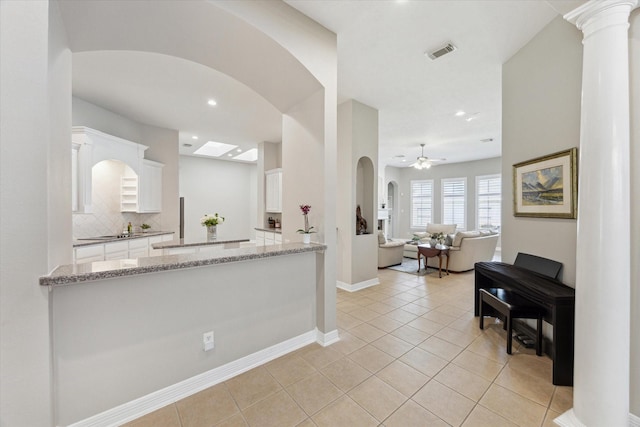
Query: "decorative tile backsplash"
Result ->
[[73, 160, 163, 238]]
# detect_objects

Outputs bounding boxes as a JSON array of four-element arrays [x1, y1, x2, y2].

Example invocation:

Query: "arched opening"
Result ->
[[387, 180, 399, 237], [356, 156, 375, 235]]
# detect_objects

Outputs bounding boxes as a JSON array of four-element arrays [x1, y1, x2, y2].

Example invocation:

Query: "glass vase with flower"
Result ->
[[201, 213, 225, 241]]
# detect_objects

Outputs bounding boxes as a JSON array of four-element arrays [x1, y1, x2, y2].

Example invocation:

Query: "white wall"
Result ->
[[0, 1, 71, 425], [336, 100, 379, 287], [53, 252, 317, 425], [630, 7, 640, 420], [179, 155, 257, 242], [502, 16, 582, 285], [391, 157, 502, 240], [72, 97, 180, 236]]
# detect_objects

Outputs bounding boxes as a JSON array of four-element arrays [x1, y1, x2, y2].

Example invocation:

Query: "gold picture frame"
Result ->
[[513, 148, 578, 219]]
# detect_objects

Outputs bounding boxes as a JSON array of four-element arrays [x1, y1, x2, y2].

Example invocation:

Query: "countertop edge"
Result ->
[[254, 227, 282, 234], [41, 243, 326, 287], [73, 231, 175, 247], [151, 238, 250, 250]]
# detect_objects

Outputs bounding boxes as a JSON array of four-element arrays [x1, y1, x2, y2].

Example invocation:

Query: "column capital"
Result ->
[[564, 0, 638, 37]]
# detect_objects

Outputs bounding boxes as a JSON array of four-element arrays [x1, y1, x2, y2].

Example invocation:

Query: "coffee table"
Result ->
[[416, 244, 450, 278]]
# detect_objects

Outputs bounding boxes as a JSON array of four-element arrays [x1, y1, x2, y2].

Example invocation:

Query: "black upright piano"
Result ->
[[474, 256, 575, 386]]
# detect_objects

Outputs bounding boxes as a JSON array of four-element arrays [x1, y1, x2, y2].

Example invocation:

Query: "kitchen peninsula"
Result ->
[[40, 242, 329, 426]]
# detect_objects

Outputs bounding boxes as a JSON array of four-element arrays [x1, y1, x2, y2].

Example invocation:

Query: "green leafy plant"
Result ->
[[141, 223, 151, 230], [201, 213, 225, 227]]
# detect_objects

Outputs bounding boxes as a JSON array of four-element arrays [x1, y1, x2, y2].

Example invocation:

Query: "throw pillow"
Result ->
[[445, 233, 455, 246]]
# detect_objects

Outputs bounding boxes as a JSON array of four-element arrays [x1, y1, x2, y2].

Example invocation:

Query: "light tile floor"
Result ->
[[124, 267, 572, 427]]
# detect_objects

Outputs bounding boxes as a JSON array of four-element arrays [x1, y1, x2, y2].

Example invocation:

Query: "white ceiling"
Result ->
[[73, 51, 282, 159], [69, 0, 585, 167]]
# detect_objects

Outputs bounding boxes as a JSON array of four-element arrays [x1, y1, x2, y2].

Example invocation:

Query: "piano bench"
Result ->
[[479, 287, 543, 356]]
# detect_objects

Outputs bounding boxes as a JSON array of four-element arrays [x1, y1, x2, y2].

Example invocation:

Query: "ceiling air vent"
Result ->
[[426, 43, 456, 60]]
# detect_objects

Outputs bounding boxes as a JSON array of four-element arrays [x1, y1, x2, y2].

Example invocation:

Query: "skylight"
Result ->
[[233, 148, 258, 162], [194, 141, 237, 157]]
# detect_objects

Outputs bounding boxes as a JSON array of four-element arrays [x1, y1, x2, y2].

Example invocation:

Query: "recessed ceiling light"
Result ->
[[237, 148, 242, 152], [466, 117, 474, 122], [207, 99, 217, 106], [234, 148, 258, 162], [228, 153, 233, 157], [192, 135, 198, 140], [455, 111, 465, 117], [194, 141, 237, 157], [402, 159, 407, 162]]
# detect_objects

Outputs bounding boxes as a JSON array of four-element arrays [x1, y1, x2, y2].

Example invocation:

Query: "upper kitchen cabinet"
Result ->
[[138, 160, 163, 213], [265, 168, 282, 213], [72, 126, 163, 214]]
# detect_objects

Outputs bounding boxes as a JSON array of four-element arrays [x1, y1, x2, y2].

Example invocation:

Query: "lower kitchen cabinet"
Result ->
[[104, 241, 129, 260], [255, 229, 282, 246], [74, 245, 105, 264], [73, 233, 173, 264]]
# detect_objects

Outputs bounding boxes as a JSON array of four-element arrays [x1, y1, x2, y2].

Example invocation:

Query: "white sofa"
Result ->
[[378, 232, 405, 268], [404, 225, 499, 272]]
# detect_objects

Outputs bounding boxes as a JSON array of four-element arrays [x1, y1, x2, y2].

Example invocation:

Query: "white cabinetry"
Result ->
[[138, 160, 163, 213], [104, 241, 129, 260], [72, 127, 163, 214], [265, 168, 282, 213], [120, 176, 139, 212], [255, 229, 282, 246], [73, 233, 173, 264], [74, 245, 105, 264], [148, 234, 173, 256], [128, 238, 149, 258], [119, 160, 163, 213]]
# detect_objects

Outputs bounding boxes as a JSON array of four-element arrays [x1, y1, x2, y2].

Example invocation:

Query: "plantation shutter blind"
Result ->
[[442, 178, 466, 230], [477, 174, 501, 229], [411, 180, 433, 228]]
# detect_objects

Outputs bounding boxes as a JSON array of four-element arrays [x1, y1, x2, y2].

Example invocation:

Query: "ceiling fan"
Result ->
[[410, 143, 446, 169]]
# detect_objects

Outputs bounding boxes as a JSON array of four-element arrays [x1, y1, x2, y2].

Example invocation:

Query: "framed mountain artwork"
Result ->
[[513, 148, 578, 219]]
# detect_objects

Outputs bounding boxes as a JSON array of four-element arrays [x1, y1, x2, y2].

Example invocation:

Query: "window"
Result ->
[[476, 174, 501, 230], [442, 178, 466, 230], [410, 180, 433, 228]]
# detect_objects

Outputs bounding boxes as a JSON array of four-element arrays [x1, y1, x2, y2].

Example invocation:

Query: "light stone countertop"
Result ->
[[72, 231, 175, 247], [151, 238, 250, 250], [254, 227, 282, 234], [41, 242, 326, 288]]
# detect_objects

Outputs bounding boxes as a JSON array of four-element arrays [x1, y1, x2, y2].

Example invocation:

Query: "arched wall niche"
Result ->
[[387, 180, 399, 237], [356, 156, 375, 235]]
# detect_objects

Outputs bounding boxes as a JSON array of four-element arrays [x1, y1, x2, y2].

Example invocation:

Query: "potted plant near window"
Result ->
[[141, 223, 151, 233], [296, 204, 316, 244]]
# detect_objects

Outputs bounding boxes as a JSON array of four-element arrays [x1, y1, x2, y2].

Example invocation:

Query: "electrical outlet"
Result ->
[[203, 331, 214, 351]]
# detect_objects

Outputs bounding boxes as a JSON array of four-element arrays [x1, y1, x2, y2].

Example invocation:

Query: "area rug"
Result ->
[[386, 257, 442, 276]]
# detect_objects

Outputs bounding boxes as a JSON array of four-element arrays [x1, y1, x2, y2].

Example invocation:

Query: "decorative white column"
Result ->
[[558, 1, 638, 426]]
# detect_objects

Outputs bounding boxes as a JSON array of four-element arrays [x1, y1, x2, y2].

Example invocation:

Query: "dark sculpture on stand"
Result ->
[[356, 205, 368, 235]]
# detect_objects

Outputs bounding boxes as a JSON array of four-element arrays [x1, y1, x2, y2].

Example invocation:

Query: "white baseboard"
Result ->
[[555, 409, 640, 427], [554, 409, 585, 427], [336, 278, 379, 292], [316, 328, 340, 346], [68, 329, 319, 427]]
